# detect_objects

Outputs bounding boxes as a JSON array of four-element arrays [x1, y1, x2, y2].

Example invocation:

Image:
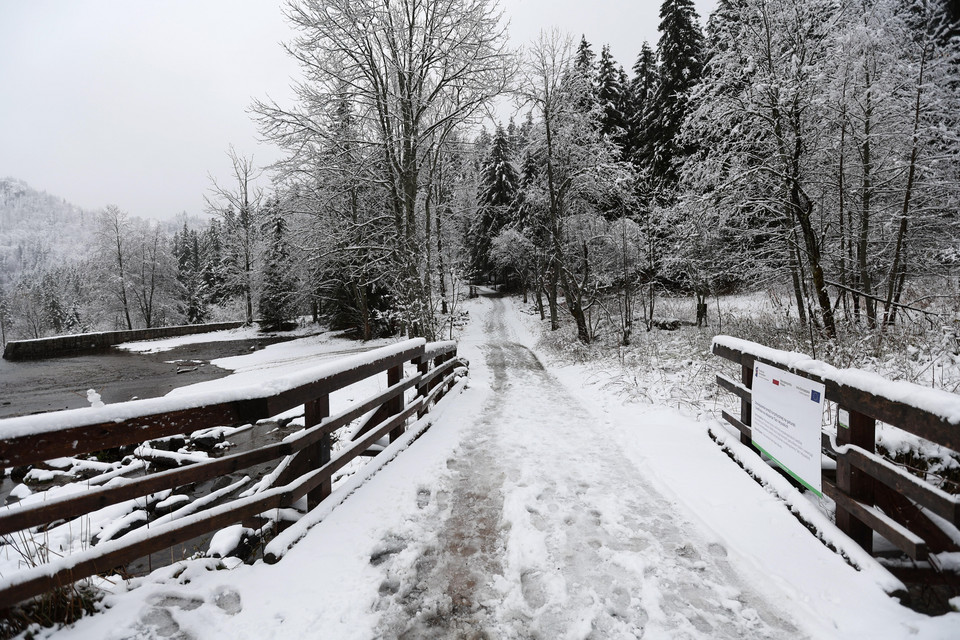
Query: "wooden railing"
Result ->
[[0, 338, 466, 608], [713, 336, 960, 587]]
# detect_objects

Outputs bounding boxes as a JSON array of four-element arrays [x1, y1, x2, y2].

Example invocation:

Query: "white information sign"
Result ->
[[751, 362, 825, 496]]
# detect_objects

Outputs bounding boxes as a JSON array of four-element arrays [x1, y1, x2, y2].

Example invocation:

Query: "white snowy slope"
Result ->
[[38, 295, 960, 639]]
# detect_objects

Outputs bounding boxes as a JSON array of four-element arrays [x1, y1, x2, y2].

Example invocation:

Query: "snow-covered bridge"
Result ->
[[1, 296, 959, 639]]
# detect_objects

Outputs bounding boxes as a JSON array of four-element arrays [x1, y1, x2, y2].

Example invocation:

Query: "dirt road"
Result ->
[[372, 295, 802, 639]]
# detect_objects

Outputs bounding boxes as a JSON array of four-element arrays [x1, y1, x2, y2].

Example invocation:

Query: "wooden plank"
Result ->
[[844, 445, 960, 526], [0, 374, 423, 536], [415, 356, 431, 419], [716, 373, 751, 403], [823, 480, 928, 560], [260, 344, 423, 416], [872, 482, 960, 554], [881, 564, 960, 587], [835, 409, 876, 552], [0, 397, 428, 608], [418, 357, 460, 391], [0, 399, 267, 468], [721, 410, 751, 439], [821, 432, 838, 459], [0, 490, 286, 607], [712, 341, 960, 452], [0, 342, 426, 468], [422, 341, 457, 360], [387, 365, 404, 443], [740, 363, 754, 450], [424, 367, 461, 408], [711, 340, 749, 366]]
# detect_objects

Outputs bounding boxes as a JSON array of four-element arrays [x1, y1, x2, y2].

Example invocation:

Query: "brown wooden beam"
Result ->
[[712, 341, 960, 452], [823, 480, 927, 560], [835, 409, 876, 552]]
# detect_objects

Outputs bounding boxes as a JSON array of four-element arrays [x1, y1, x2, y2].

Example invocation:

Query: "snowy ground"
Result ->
[[28, 295, 960, 639]]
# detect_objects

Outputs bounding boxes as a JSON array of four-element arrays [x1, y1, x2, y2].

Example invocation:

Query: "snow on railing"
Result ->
[[714, 336, 960, 430], [0, 338, 467, 609], [712, 335, 960, 600]]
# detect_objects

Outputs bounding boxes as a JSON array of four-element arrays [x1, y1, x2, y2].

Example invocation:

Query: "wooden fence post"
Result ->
[[415, 356, 430, 419], [835, 408, 875, 552], [741, 362, 754, 449], [387, 364, 404, 443], [305, 396, 331, 509], [275, 395, 331, 511]]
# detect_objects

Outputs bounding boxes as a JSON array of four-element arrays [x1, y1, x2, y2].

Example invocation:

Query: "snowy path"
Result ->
[[43, 295, 960, 639], [371, 296, 799, 639]]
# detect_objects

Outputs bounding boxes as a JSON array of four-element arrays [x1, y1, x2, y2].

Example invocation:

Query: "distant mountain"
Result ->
[[0, 177, 95, 288]]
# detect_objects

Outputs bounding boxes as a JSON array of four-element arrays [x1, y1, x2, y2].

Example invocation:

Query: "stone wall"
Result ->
[[2, 322, 247, 360]]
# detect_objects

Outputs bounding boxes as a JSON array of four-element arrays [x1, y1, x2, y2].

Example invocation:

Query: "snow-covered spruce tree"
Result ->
[[641, 0, 704, 193], [596, 45, 628, 149], [198, 218, 234, 311], [469, 124, 520, 280], [622, 42, 657, 168], [259, 196, 296, 331], [257, 0, 513, 340], [573, 36, 599, 110], [172, 222, 208, 323]]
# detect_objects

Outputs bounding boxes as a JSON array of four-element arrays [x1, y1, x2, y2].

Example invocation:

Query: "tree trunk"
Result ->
[[437, 205, 448, 316], [858, 62, 876, 328], [883, 47, 925, 326], [789, 232, 808, 326]]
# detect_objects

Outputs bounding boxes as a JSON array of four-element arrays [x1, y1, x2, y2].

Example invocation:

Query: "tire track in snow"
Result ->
[[374, 296, 802, 639]]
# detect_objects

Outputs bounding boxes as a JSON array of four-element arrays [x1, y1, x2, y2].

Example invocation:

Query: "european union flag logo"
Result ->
[[811, 390, 821, 402]]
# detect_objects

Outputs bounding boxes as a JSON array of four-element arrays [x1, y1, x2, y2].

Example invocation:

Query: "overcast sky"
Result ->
[[0, 0, 717, 221]]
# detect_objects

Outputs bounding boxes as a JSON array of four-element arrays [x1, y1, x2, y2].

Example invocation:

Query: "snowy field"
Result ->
[[13, 295, 960, 639]]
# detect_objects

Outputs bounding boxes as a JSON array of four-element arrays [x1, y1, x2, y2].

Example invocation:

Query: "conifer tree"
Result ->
[[596, 45, 628, 145], [259, 197, 295, 331], [470, 124, 519, 278], [573, 36, 598, 110], [644, 0, 704, 189], [626, 42, 657, 164], [172, 222, 207, 323]]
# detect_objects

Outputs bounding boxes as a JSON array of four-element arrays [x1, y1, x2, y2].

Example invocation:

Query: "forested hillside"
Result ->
[[0, 179, 235, 343], [0, 178, 93, 288]]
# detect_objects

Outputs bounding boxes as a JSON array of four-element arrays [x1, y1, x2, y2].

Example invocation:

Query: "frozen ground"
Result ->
[[28, 295, 960, 639]]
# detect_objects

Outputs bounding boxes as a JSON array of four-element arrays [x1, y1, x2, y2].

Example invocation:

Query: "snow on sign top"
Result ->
[[713, 335, 960, 426], [0, 338, 427, 440]]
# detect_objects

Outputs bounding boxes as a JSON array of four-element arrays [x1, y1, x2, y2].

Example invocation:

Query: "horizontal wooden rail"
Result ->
[[822, 480, 928, 561], [713, 335, 960, 589], [713, 338, 960, 451], [0, 339, 468, 608], [0, 375, 422, 536], [842, 446, 960, 526], [0, 341, 426, 467]]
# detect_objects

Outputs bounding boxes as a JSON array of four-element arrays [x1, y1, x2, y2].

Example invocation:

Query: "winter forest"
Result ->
[[2, 0, 959, 358]]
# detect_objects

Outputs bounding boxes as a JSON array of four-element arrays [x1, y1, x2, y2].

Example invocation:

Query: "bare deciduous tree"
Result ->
[[257, 0, 514, 338], [205, 146, 264, 325]]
